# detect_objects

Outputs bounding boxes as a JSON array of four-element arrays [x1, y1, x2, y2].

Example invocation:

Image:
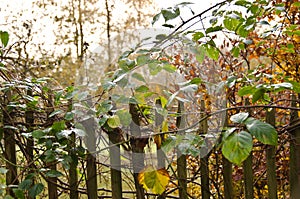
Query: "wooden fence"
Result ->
[[1, 91, 300, 199]]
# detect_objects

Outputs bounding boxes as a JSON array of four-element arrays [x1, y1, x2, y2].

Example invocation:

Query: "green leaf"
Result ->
[[193, 32, 205, 41], [238, 86, 255, 96], [107, 115, 121, 128], [13, 189, 25, 199], [28, 183, 44, 198], [196, 45, 206, 64], [31, 130, 45, 139], [51, 121, 66, 133], [137, 55, 150, 66], [289, 81, 300, 93], [190, 77, 202, 85], [162, 64, 177, 73], [148, 62, 162, 75], [45, 170, 63, 177], [252, 87, 266, 103], [64, 111, 74, 121], [205, 44, 219, 61], [205, 26, 223, 34], [226, 76, 237, 88], [222, 130, 252, 165], [116, 109, 132, 127], [0, 31, 9, 47], [161, 7, 180, 22], [162, 24, 175, 28], [49, 110, 63, 118], [135, 85, 149, 93], [245, 117, 278, 145], [223, 17, 240, 31], [132, 72, 146, 82], [292, 2, 300, 7], [97, 100, 113, 114], [231, 46, 240, 57], [152, 13, 161, 25], [19, 179, 33, 190], [230, 112, 249, 124]]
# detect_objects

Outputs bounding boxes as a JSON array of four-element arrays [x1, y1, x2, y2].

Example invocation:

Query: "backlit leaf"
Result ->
[[252, 87, 266, 103], [0, 31, 9, 47], [107, 115, 121, 128], [238, 86, 255, 96], [138, 165, 170, 195]]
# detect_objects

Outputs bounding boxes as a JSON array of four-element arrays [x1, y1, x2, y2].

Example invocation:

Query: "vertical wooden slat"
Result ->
[[289, 94, 300, 199], [243, 98, 253, 199], [223, 103, 234, 199], [25, 89, 35, 199], [156, 98, 165, 169], [83, 96, 98, 199], [129, 103, 145, 199], [176, 101, 187, 199], [109, 128, 122, 199], [67, 98, 78, 199], [3, 90, 18, 197], [199, 100, 210, 199], [266, 106, 277, 199], [46, 91, 58, 199]]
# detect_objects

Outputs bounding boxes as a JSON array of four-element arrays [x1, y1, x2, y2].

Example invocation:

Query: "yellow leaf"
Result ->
[[154, 135, 162, 148], [137, 165, 170, 195]]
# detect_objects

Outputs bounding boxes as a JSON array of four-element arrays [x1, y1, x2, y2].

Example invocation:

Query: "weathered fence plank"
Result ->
[[289, 94, 300, 199], [199, 100, 210, 199], [129, 103, 145, 199], [176, 101, 187, 199], [266, 106, 277, 199]]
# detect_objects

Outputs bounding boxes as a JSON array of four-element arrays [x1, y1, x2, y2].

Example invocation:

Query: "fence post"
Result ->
[[25, 89, 35, 199], [108, 128, 122, 199], [156, 98, 165, 169], [67, 98, 78, 199], [176, 101, 187, 199], [243, 98, 253, 199], [3, 90, 19, 197], [199, 100, 210, 199], [129, 103, 145, 199], [82, 95, 98, 199], [222, 105, 234, 199], [266, 105, 277, 199], [46, 91, 58, 199], [289, 94, 300, 199]]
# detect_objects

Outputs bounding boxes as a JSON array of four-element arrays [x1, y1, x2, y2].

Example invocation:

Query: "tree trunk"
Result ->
[[266, 107, 277, 199]]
